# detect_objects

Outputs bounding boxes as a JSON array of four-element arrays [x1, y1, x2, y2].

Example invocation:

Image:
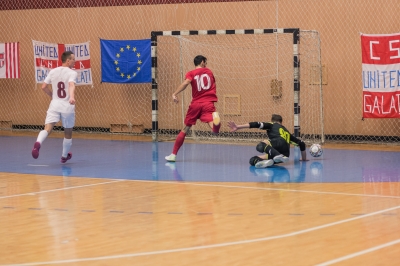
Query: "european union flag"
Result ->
[[100, 39, 151, 83]]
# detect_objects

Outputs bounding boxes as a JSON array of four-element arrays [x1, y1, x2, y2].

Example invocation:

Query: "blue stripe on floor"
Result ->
[[1, 135, 400, 183]]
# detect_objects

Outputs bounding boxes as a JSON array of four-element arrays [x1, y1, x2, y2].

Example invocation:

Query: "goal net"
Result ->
[[153, 29, 323, 144]]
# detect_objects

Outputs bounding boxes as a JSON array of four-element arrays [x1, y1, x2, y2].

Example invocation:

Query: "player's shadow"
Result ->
[[249, 165, 290, 182], [61, 165, 72, 177], [165, 163, 184, 182], [249, 161, 306, 183]]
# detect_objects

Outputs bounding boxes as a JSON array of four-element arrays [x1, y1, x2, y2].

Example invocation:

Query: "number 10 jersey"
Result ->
[[185, 67, 218, 103]]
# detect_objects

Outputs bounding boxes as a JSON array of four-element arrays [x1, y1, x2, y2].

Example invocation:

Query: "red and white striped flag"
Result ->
[[0, 42, 20, 79]]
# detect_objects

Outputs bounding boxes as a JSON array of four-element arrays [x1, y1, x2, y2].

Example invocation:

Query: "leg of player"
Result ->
[[255, 159, 274, 168], [256, 140, 288, 164], [249, 155, 274, 169], [212, 111, 220, 133], [165, 126, 191, 162], [273, 154, 289, 163], [32, 123, 55, 159], [206, 112, 221, 135], [61, 127, 73, 163]]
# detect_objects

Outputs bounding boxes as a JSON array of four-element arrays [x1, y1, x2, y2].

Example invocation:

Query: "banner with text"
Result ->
[[33, 40, 92, 85], [361, 33, 400, 118]]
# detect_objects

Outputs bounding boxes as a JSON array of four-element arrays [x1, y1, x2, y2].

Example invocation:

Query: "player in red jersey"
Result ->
[[165, 55, 220, 162]]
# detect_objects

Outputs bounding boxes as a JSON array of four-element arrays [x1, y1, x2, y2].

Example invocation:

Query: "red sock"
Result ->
[[172, 131, 186, 155], [212, 123, 221, 133]]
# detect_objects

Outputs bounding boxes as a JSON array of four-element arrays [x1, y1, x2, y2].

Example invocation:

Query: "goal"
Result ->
[[151, 29, 324, 144]]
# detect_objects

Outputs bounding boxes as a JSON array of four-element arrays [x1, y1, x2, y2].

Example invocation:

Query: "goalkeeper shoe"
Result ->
[[165, 154, 176, 162], [255, 159, 274, 169], [32, 142, 41, 159], [273, 154, 289, 163], [61, 152, 72, 163]]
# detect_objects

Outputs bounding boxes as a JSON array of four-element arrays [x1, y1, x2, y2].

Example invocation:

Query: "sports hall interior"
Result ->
[[1, 1, 400, 265]]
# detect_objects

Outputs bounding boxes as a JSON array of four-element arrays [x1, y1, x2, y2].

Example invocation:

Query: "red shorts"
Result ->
[[184, 101, 216, 126]]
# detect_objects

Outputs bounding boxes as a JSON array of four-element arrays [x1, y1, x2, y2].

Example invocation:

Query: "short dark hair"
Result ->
[[61, 51, 74, 63], [271, 114, 282, 123], [194, 55, 207, 66]]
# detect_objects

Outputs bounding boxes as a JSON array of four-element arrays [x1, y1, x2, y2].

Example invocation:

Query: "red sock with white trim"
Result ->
[[212, 123, 221, 134]]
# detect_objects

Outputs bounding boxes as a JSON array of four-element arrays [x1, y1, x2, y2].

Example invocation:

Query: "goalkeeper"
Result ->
[[227, 114, 308, 168]]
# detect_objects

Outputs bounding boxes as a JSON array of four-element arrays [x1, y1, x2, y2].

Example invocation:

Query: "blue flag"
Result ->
[[100, 39, 151, 83]]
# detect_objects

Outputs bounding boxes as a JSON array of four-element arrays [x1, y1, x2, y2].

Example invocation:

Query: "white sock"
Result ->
[[36, 130, 48, 144], [62, 138, 72, 158]]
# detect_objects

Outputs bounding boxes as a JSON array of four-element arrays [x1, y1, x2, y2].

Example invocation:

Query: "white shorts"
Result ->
[[45, 101, 75, 128]]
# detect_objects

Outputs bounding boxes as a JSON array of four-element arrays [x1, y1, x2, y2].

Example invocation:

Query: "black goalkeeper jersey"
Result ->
[[249, 122, 303, 157]]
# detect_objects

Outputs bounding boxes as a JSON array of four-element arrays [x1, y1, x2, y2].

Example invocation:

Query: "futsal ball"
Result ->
[[309, 143, 323, 157]]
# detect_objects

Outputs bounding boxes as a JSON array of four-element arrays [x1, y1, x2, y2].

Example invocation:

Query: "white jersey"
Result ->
[[44, 66, 77, 113]]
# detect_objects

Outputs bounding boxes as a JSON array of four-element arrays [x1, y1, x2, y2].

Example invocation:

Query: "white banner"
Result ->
[[33, 40, 92, 85]]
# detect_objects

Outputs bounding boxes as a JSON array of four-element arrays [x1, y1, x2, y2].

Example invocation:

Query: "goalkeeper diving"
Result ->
[[227, 114, 308, 168]]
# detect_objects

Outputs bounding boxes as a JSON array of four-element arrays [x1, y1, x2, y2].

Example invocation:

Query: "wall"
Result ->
[[1, 0, 399, 142]]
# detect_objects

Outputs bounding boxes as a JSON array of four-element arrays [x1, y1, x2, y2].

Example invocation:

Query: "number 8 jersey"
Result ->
[[186, 67, 218, 103], [44, 66, 77, 112]]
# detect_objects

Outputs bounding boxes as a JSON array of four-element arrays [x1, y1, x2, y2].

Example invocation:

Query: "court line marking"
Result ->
[[3, 205, 400, 266], [1, 176, 399, 199], [0, 180, 123, 199], [125, 179, 400, 199], [316, 238, 400, 265]]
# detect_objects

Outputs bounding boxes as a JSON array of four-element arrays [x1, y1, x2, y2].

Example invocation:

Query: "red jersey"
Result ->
[[185, 67, 218, 103]]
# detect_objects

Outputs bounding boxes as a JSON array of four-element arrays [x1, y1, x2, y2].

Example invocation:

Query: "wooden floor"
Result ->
[[1, 131, 400, 265]]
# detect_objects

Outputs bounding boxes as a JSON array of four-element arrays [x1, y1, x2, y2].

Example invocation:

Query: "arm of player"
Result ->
[[289, 135, 309, 161], [227, 122, 250, 132], [41, 82, 52, 98], [228, 121, 270, 132], [300, 149, 308, 161], [172, 79, 191, 103], [68, 81, 76, 105]]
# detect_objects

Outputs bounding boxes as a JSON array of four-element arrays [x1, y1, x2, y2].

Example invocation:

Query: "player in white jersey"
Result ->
[[31, 51, 77, 163]]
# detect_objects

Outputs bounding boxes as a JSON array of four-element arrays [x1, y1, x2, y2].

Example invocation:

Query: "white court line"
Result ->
[[27, 164, 50, 167], [125, 179, 400, 199], [3, 177, 396, 205], [316, 238, 400, 265], [2, 176, 399, 199], [0, 180, 123, 199], [3, 204, 400, 266]]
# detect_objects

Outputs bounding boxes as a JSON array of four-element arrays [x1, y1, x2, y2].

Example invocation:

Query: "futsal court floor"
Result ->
[[1, 131, 400, 265]]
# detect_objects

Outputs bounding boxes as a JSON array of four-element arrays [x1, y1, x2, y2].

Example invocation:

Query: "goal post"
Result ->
[[151, 28, 324, 144]]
